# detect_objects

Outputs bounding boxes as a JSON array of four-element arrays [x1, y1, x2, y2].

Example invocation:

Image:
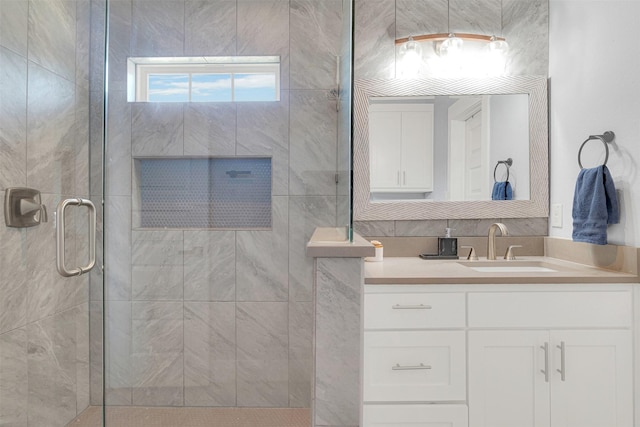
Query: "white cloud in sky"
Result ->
[[148, 73, 276, 98]]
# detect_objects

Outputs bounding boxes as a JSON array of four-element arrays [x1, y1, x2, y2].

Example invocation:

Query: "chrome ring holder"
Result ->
[[493, 158, 513, 182], [578, 131, 615, 169]]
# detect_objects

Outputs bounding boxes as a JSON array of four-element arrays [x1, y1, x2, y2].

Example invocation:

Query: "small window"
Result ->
[[128, 56, 280, 103]]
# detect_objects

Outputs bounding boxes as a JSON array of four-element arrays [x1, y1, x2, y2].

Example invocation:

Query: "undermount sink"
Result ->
[[457, 260, 559, 273]]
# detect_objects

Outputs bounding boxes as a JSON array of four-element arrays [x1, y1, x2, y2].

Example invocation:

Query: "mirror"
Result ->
[[353, 76, 548, 220], [368, 93, 530, 202]]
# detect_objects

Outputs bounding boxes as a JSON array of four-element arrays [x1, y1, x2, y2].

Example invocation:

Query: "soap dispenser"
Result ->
[[438, 228, 458, 257]]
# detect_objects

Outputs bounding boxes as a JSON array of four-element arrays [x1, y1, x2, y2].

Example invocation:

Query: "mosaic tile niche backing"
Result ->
[[137, 157, 272, 229]]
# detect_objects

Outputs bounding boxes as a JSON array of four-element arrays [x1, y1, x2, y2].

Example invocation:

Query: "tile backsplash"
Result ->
[[355, 218, 549, 238]]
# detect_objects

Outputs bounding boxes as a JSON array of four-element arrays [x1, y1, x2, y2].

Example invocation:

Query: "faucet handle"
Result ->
[[39, 204, 48, 223], [461, 245, 478, 261], [504, 245, 523, 260]]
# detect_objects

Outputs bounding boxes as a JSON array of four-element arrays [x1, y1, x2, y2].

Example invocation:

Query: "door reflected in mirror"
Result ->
[[368, 94, 529, 202]]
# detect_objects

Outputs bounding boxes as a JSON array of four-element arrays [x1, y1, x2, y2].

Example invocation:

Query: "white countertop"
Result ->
[[306, 228, 375, 258], [365, 256, 639, 284]]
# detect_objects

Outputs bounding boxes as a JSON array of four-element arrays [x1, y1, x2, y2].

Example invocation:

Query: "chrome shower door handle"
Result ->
[[56, 198, 97, 277]]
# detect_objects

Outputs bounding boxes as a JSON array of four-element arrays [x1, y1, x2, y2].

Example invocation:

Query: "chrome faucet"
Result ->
[[487, 222, 509, 260]]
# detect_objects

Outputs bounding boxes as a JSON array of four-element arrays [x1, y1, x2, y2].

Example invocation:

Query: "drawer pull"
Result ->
[[392, 304, 432, 310], [392, 363, 432, 371]]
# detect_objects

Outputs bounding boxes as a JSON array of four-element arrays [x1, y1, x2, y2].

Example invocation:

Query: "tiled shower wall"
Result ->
[[353, 0, 550, 238], [102, 0, 342, 408], [0, 0, 96, 425]]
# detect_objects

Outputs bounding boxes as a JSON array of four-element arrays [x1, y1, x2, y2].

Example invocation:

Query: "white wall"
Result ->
[[489, 94, 530, 200], [549, 0, 640, 245]]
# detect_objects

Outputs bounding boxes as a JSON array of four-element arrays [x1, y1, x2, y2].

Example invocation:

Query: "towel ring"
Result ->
[[578, 131, 615, 169], [494, 158, 513, 182]]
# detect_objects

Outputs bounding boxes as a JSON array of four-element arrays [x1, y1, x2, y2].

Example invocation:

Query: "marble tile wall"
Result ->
[[353, 0, 550, 237], [0, 0, 97, 425], [356, 0, 548, 79], [314, 257, 363, 427], [103, 0, 343, 409]]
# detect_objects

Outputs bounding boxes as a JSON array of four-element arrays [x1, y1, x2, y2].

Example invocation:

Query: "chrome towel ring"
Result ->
[[578, 131, 615, 169], [494, 158, 513, 182]]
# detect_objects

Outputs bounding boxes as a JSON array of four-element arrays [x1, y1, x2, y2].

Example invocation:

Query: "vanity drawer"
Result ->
[[468, 291, 632, 328], [364, 292, 465, 329], [363, 404, 468, 427], [363, 331, 466, 402]]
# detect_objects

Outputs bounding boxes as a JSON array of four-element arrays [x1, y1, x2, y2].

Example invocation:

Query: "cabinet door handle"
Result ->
[[556, 341, 566, 381], [403, 171, 406, 185], [392, 363, 432, 371], [392, 304, 432, 310], [540, 342, 549, 382], [397, 171, 401, 185]]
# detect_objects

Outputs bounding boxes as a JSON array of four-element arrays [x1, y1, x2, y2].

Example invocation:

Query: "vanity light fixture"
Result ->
[[396, 33, 509, 77], [395, 33, 508, 56]]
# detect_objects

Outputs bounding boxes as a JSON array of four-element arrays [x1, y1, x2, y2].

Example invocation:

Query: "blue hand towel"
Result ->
[[572, 165, 619, 245], [491, 181, 513, 200]]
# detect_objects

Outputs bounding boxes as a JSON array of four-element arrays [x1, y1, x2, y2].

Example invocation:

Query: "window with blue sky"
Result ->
[[128, 56, 280, 102]]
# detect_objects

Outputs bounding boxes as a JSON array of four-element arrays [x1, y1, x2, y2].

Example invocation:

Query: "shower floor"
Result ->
[[67, 406, 311, 427]]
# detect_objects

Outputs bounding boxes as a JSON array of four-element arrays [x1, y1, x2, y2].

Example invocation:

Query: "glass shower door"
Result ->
[[102, 0, 353, 426], [0, 0, 106, 426]]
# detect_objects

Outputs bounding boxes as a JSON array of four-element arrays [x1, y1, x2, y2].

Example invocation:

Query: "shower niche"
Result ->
[[134, 157, 272, 229]]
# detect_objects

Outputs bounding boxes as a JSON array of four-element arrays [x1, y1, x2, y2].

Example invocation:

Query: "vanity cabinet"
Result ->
[[363, 285, 635, 427], [363, 289, 468, 427], [368, 102, 434, 193], [468, 291, 633, 427]]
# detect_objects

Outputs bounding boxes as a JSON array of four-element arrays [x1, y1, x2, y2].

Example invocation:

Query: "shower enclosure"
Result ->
[[0, 0, 353, 425]]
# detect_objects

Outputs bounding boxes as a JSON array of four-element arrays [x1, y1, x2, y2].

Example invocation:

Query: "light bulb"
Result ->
[[487, 36, 509, 76], [399, 37, 424, 77], [488, 36, 509, 56], [439, 33, 464, 58], [399, 37, 423, 57]]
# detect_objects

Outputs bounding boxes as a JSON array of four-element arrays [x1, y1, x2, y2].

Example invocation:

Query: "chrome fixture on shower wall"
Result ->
[[4, 187, 48, 228]]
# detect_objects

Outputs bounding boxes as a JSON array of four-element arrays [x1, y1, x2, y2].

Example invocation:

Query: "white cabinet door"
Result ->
[[369, 110, 402, 190], [468, 330, 551, 427], [369, 103, 434, 192], [550, 330, 633, 427], [401, 110, 434, 190]]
